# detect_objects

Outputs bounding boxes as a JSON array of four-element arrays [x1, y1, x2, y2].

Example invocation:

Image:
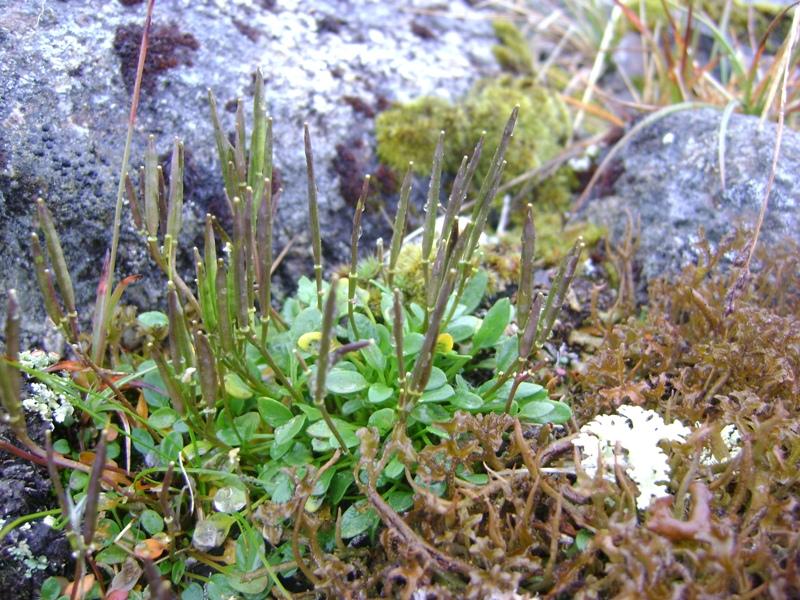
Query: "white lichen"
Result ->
[[572, 405, 690, 510], [8, 539, 48, 578], [18, 349, 59, 370], [22, 381, 74, 427], [700, 423, 742, 466]]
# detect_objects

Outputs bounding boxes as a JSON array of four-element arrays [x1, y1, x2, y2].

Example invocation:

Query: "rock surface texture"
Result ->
[[0, 0, 497, 346], [581, 108, 800, 282]]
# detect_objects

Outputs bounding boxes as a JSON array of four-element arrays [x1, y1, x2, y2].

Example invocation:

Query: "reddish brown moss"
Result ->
[[112, 23, 199, 92]]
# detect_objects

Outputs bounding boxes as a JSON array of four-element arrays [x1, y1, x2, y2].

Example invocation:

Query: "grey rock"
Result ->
[[580, 108, 800, 282], [0, 0, 497, 346]]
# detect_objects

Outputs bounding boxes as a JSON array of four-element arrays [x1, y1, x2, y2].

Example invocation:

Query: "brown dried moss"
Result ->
[[301, 233, 800, 598]]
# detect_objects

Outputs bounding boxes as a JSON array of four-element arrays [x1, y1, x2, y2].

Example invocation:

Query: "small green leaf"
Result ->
[[451, 389, 484, 410], [312, 467, 337, 496], [326, 368, 369, 394], [402, 332, 425, 356], [296, 404, 322, 422], [96, 544, 128, 565], [426, 425, 450, 439], [368, 408, 396, 434], [460, 270, 488, 314], [576, 528, 593, 551], [386, 490, 413, 512], [361, 342, 386, 371], [456, 464, 489, 485], [147, 407, 179, 429], [329, 471, 354, 505], [171, 558, 186, 585], [159, 430, 183, 463], [53, 438, 70, 455], [411, 403, 450, 424], [420, 384, 454, 403], [368, 382, 393, 404], [181, 582, 204, 600], [137, 311, 169, 330], [382, 456, 405, 480], [496, 336, 518, 373], [269, 471, 295, 503], [140, 509, 164, 534], [274, 415, 306, 446], [446, 315, 480, 342], [518, 399, 572, 424], [224, 372, 253, 400], [283, 441, 312, 466], [340, 501, 380, 539], [306, 418, 359, 448], [424, 367, 447, 390], [342, 397, 365, 415], [40, 577, 62, 600], [473, 298, 511, 350], [257, 397, 293, 428], [296, 277, 317, 306], [131, 428, 156, 455]]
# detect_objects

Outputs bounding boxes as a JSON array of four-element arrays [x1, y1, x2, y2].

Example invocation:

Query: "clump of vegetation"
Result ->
[[376, 76, 570, 187], [375, 19, 582, 267], [0, 62, 586, 597]]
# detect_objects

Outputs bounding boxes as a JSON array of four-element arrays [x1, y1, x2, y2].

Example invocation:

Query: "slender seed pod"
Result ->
[[348, 176, 369, 336], [387, 163, 413, 286], [315, 277, 348, 452], [422, 131, 445, 289], [166, 139, 185, 270], [195, 330, 218, 418], [233, 99, 247, 183], [124, 171, 144, 232], [215, 259, 234, 354], [305, 123, 324, 310], [517, 203, 536, 330], [256, 178, 274, 326], [248, 69, 267, 217], [537, 239, 583, 348], [30, 233, 64, 327], [82, 428, 107, 547], [144, 136, 159, 239], [208, 88, 236, 201]]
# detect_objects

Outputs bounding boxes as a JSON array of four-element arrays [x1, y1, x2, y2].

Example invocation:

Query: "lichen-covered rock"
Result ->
[[580, 108, 800, 282], [0, 0, 497, 345]]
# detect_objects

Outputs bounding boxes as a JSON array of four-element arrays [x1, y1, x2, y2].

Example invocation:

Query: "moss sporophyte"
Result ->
[[0, 63, 589, 598]]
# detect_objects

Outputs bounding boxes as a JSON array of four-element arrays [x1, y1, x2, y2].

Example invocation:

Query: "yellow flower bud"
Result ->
[[435, 333, 454, 353], [298, 331, 323, 352]]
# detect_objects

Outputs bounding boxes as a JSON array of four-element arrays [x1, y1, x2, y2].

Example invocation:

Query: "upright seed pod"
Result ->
[[387, 163, 413, 286], [256, 178, 274, 330], [536, 238, 583, 348], [36, 199, 78, 338], [195, 330, 219, 420], [517, 203, 536, 331], [124, 171, 144, 232], [348, 176, 369, 336], [0, 291, 23, 437], [305, 123, 324, 310], [248, 69, 268, 218], [233, 99, 247, 183], [421, 131, 445, 289], [144, 136, 160, 240], [208, 88, 236, 206], [30, 233, 64, 328], [314, 277, 349, 453], [165, 139, 185, 274]]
